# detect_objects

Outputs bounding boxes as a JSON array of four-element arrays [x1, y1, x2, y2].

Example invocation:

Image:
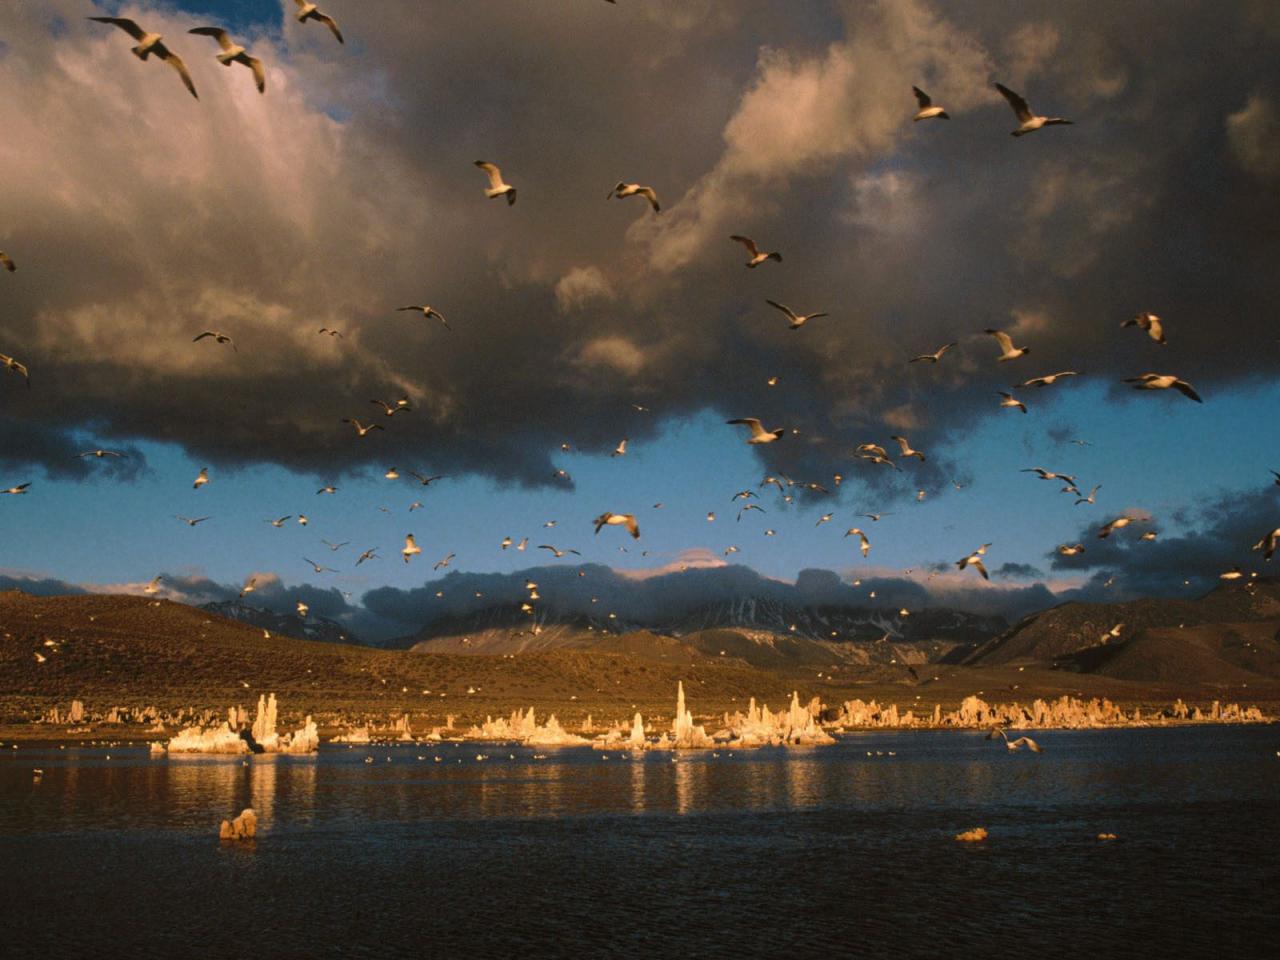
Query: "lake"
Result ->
[[2, 725, 1277, 958]]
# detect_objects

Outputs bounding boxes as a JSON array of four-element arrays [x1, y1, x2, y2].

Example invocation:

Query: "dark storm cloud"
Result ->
[[0, 418, 149, 481], [1049, 484, 1280, 597], [0, 0, 1276, 509]]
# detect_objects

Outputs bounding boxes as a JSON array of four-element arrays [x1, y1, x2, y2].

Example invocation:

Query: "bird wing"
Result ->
[[623, 516, 640, 539], [890, 435, 910, 454], [1147, 316, 1165, 342], [730, 235, 760, 257], [475, 161, 504, 188], [637, 187, 660, 212], [316, 12, 344, 43], [188, 26, 232, 48], [995, 83, 1033, 122], [912, 86, 931, 108], [89, 17, 147, 41], [986, 328, 1014, 353], [727, 417, 764, 436], [155, 44, 199, 99], [764, 299, 798, 321], [246, 55, 265, 93], [193, 332, 214, 342], [972, 558, 989, 580], [1173, 380, 1203, 403]]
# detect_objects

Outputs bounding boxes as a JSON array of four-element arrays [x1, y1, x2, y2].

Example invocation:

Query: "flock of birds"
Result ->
[[1, 4, 1276, 633]]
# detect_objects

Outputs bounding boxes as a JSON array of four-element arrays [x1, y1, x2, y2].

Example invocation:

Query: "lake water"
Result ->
[[2, 726, 1277, 958]]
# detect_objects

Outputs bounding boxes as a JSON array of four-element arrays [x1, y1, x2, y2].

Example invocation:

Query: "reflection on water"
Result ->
[[1, 727, 1277, 958]]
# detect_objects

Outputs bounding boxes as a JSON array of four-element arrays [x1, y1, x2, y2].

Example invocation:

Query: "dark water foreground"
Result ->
[[1, 726, 1278, 959]]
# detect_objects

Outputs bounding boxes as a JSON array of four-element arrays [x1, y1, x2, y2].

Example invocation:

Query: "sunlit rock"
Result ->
[[219, 808, 256, 842]]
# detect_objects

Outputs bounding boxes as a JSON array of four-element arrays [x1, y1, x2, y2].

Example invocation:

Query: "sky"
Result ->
[[1, 0, 1278, 641]]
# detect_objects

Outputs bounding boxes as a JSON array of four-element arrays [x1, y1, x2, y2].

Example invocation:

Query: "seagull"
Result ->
[[1099, 515, 1147, 539], [985, 328, 1030, 361], [0, 251, 15, 272], [193, 468, 209, 489], [409, 472, 445, 487], [729, 236, 782, 268], [433, 552, 455, 570], [1016, 371, 1078, 388], [292, 1, 343, 44], [539, 544, 581, 559], [176, 515, 209, 526], [722, 546, 740, 556], [188, 27, 264, 93], [911, 86, 949, 121], [607, 182, 660, 212], [987, 727, 1042, 751], [726, 418, 785, 444], [737, 504, 766, 521], [474, 161, 516, 204], [1, 353, 30, 386], [997, 391, 1027, 413], [355, 548, 377, 565], [239, 576, 258, 598], [908, 342, 955, 364], [766, 376, 779, 386], [856, 443, 889, 459], [731, 490, 757, 502], [296, 601, 309, 617], [317, 327, 342, 337], [766, 299, 827, 330], [890, 436, 925, 461], [402, 534, 422, 564], [500, 536, 513, 550], [88, 18, 198, 99], [396, 305, 450, 330], [844, 528, 870, 557], [317, 485, 338, 495], [192, 331, 236, 350], [861, 513, 892, 522], [303, 557, 336, 574], [1057, 543, 1086, 556], [342, 418, 384, 437], [1121, 312, 1166, 345], [1123, 373, 1203, 403], [956, 545, 991, 580], [1022, 468, 1076, 482], [1253, 528, 1280, 561], [321, 539, 348, 551], [77, 449, 125, 459], [1075, 484, 1101, 505], [266, 515, 292, 528], [1139, 531, 1158, 541], [144, 576, 163, 595], [594, 512, 640, 539], [994, 82, 1072, 136], [370, 398, 411, 416], [611, 439, 628, 457]]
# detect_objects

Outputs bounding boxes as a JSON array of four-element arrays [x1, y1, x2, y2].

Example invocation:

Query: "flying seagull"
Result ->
[[193, 330, 236, 350], [475, 161, 516, 205], [370, 398, 410, 416], [239, 576, 258, 598], [844, 528, 870, 557], [956, 545, 991, 580], [890, 436, 925, 461], [987, 727, 1042, 752], [539, 545, 581, 558], [433, 552, 455, 570], [409, 472, 445, 487], [985, 328, 1030, 361], [594, 512, 640, 539], [88, 17, 198, 99], [611, 439, 628, 457], [2, 483, 31, 495], [607, 182, 660, 212], [1057, 543, 1086, 556], [193, 467, 209, 489], [175, 515, 209, 526], [1075, 484, 1102, 505], [292, 1, 343, 44], [0, 251, 15, 272], [342, 418, 384, 437], [1, 353, 30, 387], [1253, 528, 1280, 561], [908, 342, 955, 364], [355, 548, 377, 565], [317, 484, 338, 495], [1121, 312, 1166, 344], [1099, 515, 1147, 539], [1123, 373, 1202, 403], [730, 235, 782, 268], [997, 391, 1027, 413], [766, 299, 827, 330], [77, 449, 124, 459], [1016, 371, 1078, 388], [397, 305, 450, 330], [727, 418, 785, 444], [303, 557, 336, 574], [188, 27, 264, 93], [266, 516, 292, 528], [402, 534, 422, 564], [321, 539, 348, 551], [911, 86, 949, 120], [994, 82, 1072, 136]]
